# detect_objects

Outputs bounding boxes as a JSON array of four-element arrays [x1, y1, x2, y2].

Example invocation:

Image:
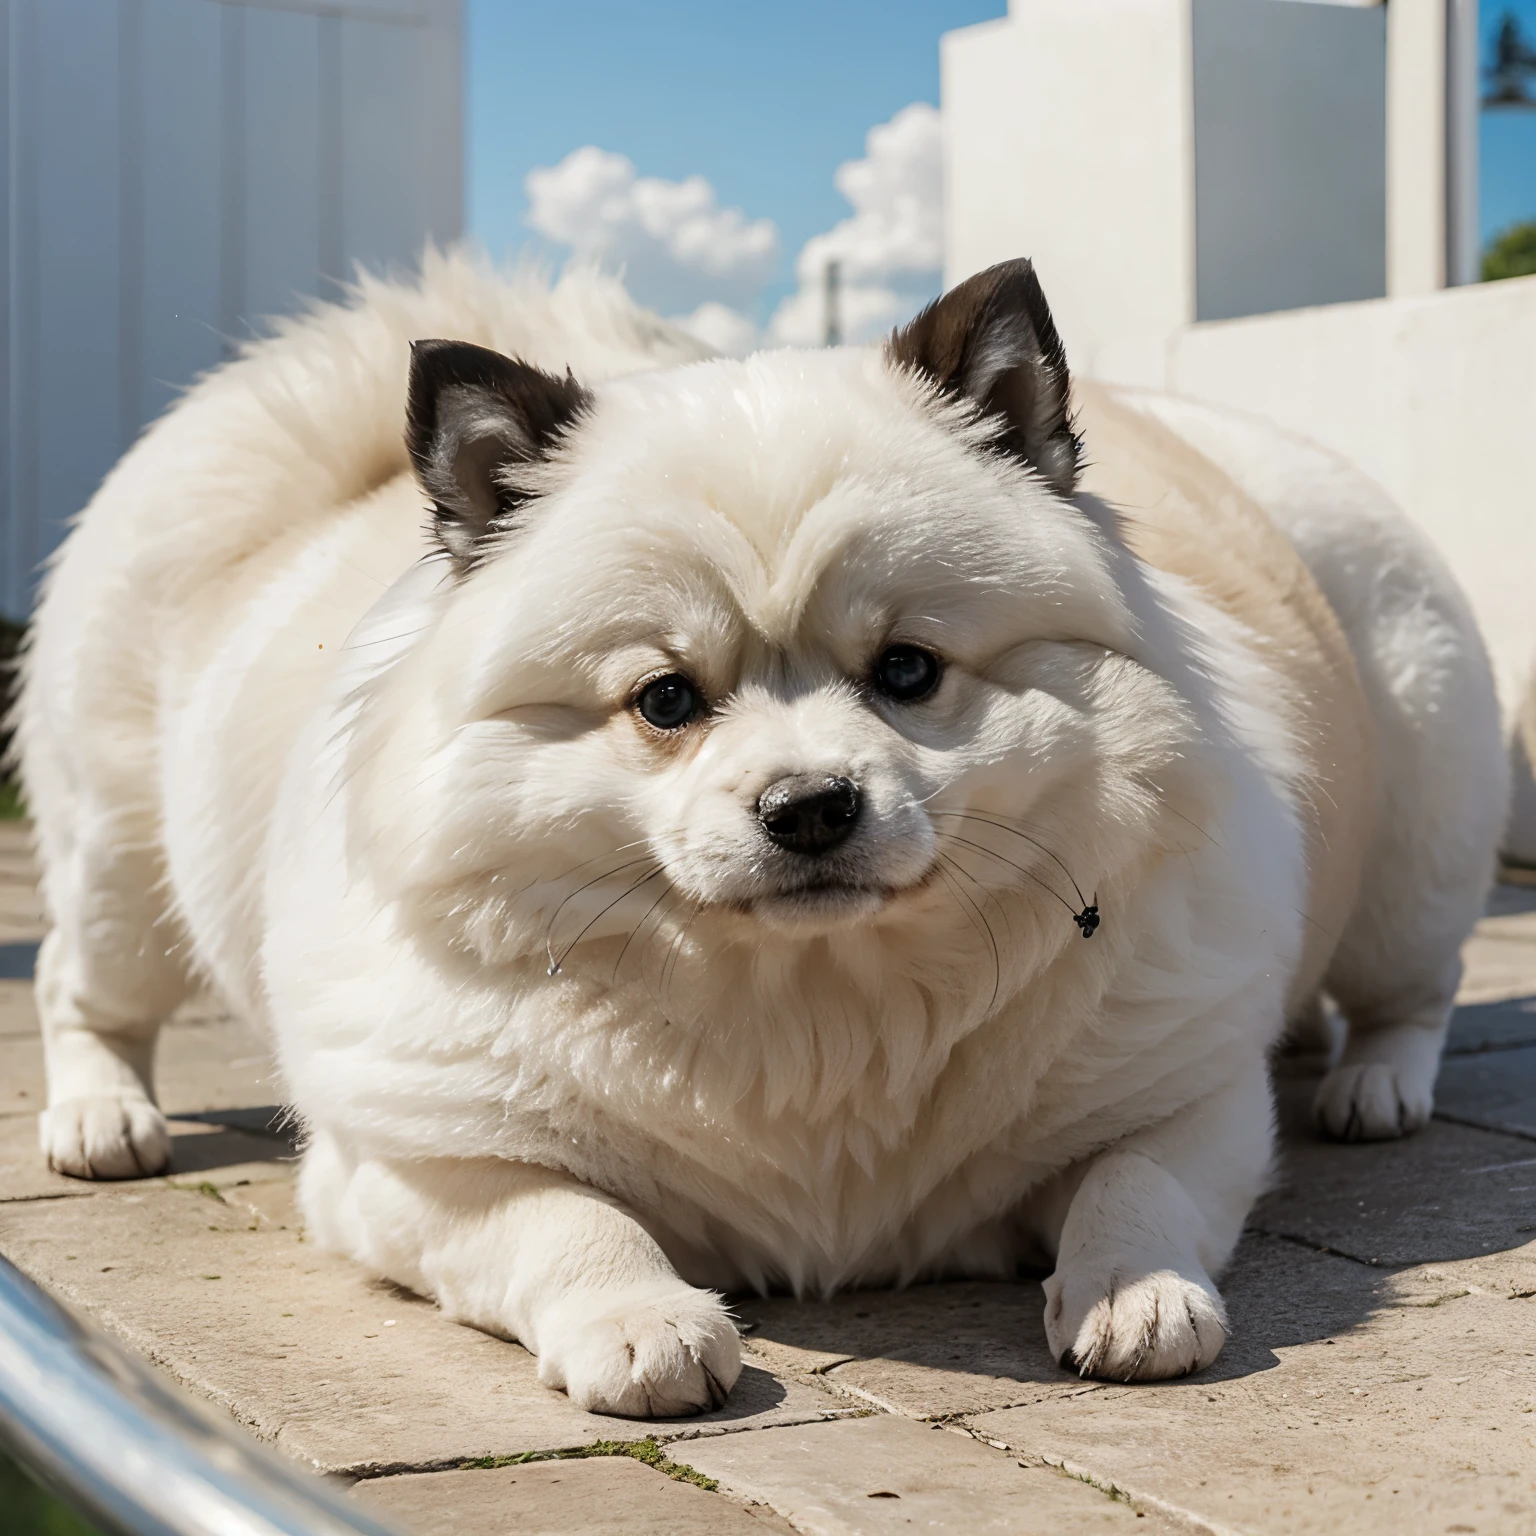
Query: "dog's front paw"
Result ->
[[1043, 1262, 1227, 1382], [1313, 1061, 1431, 1141], [40, 1094, 170, 1180], [535, 1282, 743, 1418]]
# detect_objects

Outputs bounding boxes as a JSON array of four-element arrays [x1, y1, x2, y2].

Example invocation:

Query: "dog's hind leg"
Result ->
[[1102, 391, 1508, 1142], [21, 647, 194, 1179], [33, 830, 192, 1179], [20, 513, 200, 1178], [1306, 521, 1506, 1142], [1316, 832, 1489, 1144]]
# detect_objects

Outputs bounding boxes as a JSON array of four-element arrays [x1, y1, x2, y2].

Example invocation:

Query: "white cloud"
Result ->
[[673, 301, 762, 358], [521, 105, 944, 357], [769, 102, 944, 346], [524, 147, 779, 320]]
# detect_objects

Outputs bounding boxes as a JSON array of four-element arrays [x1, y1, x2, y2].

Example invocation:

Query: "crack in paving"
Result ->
[[452, 1437, 723, 1491], [1242, 1224, 1390, 1268], [1395, 1289, 1472, 1309], [815, 1361, 1092, 1422], [329, 1406, 879, 1483], [960, 1424, 1253, 1536], [1444, 1036, 1536, 1056]]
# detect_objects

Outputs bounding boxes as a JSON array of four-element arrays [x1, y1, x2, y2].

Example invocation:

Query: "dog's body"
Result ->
[[21, 255, 1504, 1412]]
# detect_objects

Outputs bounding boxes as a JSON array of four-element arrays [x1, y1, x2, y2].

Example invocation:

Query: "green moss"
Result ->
[[0, 1444, 108, 1536], [459, 1437, 718, 1491], [1414, 1288, 1471, 1308]]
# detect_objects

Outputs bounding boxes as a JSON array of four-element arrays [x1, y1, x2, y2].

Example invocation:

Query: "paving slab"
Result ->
[[1483, 883, 1536, 921], [1447, 993, 1536, 1055], [1459, 902, 1536, 1004], [733, 1231, 1394, 1435], [352, 1456, 797, 1535], [0, 1110, 100, 1201], [740, 1280, 1076, 1420], [1254, 1095, 1536, 1266], [1391, 1248, 1536, 1309], [966, 1237, 1536, 1536], [681, 1413, 1177, 1535], [0, 978, 42, 1039], [3, 828, 1536, 1532], [0, 1179, 850, 1477], [1435, 1044, 1536, 1138]]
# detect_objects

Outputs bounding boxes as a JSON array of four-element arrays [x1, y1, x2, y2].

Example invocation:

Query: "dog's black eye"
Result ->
[[873, 645, 941, 702], [637, 674, 701, 730]]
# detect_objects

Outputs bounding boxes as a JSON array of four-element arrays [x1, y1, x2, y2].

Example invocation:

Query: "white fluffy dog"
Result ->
[[20, 254, 1504, 1414]]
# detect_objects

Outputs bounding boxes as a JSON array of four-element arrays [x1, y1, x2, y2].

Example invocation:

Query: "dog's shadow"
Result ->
[[151, 989, 1536, 1401], [736, 1037, 1536, 1396], [735, 1275, 1069, 1397], [165, 1106, 297, 1176]]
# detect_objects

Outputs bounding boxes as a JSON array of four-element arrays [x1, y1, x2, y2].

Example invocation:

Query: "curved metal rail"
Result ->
[[0, 1252, 401, 1536]]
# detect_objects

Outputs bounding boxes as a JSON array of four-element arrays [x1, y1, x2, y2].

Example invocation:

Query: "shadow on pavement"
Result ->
[[738, 1014, 1536, 1400], [167, 1105, 297, 1175]]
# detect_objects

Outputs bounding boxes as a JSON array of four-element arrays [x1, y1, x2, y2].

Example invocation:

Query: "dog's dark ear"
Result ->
[[406, 339, 592, 567], [887, 259, 1080, 496]]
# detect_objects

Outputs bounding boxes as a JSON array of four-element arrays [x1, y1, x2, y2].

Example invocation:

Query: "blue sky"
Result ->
[[466, 0, 1536, 312], [466, 0, 1004, 323], [1482, 0, 1536, 242]]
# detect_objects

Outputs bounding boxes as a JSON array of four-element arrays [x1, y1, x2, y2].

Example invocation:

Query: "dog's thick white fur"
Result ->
[[21, 253, 1504, 1412]]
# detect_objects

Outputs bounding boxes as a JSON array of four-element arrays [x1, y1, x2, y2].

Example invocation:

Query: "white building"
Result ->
[[945, 0, 1536, 848], [943, 0, 1485, 381], [0, 0, 463, 620]]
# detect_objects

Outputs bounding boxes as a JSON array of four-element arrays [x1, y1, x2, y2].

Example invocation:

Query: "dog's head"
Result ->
[[355, 262, 1189, 1016]]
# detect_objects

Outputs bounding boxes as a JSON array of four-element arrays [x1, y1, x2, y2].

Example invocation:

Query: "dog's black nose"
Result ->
[[758, 775, 862, 856]]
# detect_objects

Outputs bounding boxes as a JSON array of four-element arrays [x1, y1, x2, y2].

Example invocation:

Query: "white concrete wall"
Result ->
[[1166, 276, 1536, 721], [944, 0, 1392, 382], [942, 0, 1195, 384]]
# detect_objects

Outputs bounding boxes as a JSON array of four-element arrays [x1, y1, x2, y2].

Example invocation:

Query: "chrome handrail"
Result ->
[[0, 1252, 402, 1536]]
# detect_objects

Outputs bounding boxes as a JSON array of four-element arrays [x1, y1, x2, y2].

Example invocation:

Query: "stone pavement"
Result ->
[[0, 820, 1533, 1536]]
